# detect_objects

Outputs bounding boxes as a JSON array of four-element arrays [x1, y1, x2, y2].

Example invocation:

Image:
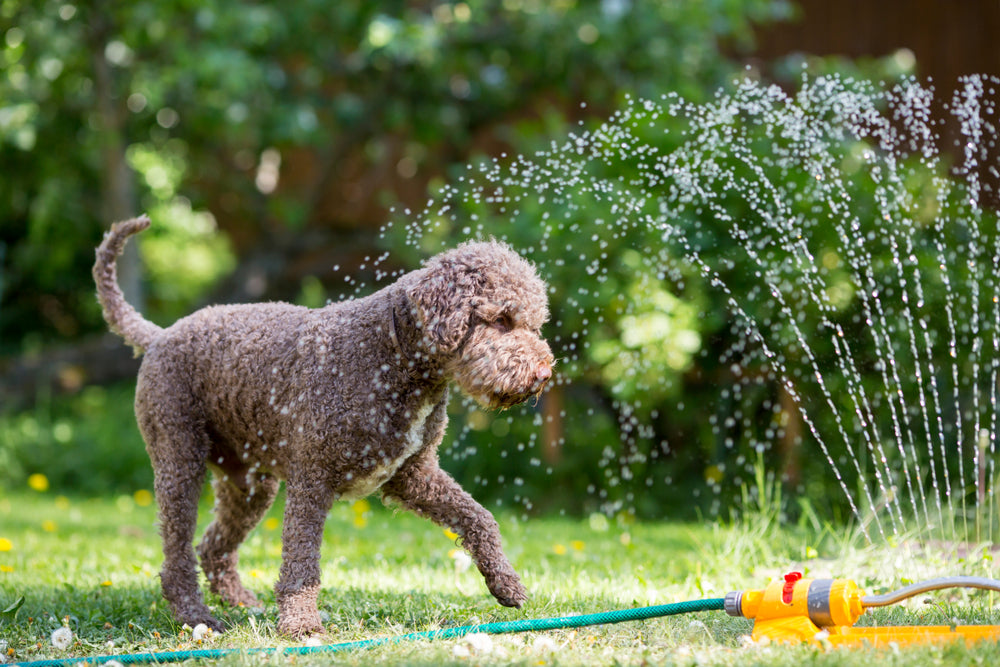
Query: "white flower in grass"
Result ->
[[303, 636, 323, 647], [449, 548, 472, 573], [105, 661, 124, 667], [191, 623, 213, 642], [463, 632, 493, 654], [531, 635, 557, 653], [51, 627, 73, 650]]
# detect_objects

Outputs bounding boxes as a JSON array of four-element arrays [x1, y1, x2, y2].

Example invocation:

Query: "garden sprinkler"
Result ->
[[724, 572, 1000, 646], [11, 574, 1000, 666]]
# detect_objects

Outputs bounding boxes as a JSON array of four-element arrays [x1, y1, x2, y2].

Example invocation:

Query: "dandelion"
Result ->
[[50, 627, 73, 650], [191, 624, 213, 642], [133, 489, 153, 507], [101, 580, 113, 587], [264, 517, 280, 531], [351, 499, 371, 514], [570, 540, 585, 551], [531, 635, 557, 653], [351, 499, 370, 529], [0, 538, 11, 552], [27, 474, 49, 493], [443, 527, 459, 541], [552, 544, 567, 555], [0, 566, 12, 573], [449, 548, 472, 573], [463, 632, 494, 655], [41, 520, 57, 533]]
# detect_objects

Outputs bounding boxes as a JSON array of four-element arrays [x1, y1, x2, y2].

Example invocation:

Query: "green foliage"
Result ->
[[0, 0, 790, 352], [11, 0, 983, 536], [0, 384, 151, 495]]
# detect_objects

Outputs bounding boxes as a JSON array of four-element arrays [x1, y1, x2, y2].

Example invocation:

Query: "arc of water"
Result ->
[[669, 79, 919, 533], [951, 75, 990, 529]]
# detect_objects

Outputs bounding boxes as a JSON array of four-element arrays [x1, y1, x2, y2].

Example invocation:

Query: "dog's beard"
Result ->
[[450, 334, 553, 411], [480, 380, 547, 411]]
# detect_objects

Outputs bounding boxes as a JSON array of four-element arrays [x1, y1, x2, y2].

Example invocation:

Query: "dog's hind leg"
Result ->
[[136, 378, 222, 631], [147, 439, 220, 630], [197, 466, 279, 609]]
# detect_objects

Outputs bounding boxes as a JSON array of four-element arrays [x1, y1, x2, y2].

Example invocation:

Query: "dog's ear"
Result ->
[[406, 261, 481, 355]]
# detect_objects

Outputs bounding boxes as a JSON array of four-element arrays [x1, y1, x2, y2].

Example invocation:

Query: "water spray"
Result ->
[[10, 573, 1000, 666]]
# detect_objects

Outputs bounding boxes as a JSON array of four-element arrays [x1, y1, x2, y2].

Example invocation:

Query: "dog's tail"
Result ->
[[93, 215, 163, 356]]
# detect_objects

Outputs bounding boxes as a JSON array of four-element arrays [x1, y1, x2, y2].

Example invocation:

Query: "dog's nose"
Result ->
[[535, 362, 552, 382]]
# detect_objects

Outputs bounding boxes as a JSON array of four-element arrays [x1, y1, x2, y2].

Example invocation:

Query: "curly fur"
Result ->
[[93, 216, 554, 637]]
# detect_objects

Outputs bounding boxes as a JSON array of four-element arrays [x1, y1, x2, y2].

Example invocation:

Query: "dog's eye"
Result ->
[[490, 315, 513, 333]]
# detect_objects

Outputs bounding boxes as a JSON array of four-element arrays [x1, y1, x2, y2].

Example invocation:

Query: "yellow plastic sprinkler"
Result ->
[[724, 573, 1000, 647]]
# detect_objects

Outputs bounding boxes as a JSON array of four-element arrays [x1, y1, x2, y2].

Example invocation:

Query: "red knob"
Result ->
[[781, 571, 803, 604]]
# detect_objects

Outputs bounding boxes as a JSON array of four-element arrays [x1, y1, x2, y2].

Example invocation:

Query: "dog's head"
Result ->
[[406, 240, 554, 410]]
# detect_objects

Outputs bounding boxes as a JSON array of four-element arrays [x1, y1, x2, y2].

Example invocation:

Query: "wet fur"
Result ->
[[93, 216, 554, 636]]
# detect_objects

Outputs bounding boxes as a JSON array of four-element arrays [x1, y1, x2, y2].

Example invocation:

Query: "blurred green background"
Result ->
[[2, 0, 998, 525]]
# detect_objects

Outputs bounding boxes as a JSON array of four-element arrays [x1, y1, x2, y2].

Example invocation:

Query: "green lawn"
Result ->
[[2, 489, 1000, 666]]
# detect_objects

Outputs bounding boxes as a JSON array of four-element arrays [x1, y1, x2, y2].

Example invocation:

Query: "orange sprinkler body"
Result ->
[[725, 573, 1000, 647]]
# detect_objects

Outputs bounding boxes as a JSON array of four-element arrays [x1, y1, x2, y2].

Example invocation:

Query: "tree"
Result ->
[[0, 0, 791, 355]]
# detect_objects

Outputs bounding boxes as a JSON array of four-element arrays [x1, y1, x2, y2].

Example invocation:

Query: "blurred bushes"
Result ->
[[0, 384, 152, 495], [10, 1, 989, 530]]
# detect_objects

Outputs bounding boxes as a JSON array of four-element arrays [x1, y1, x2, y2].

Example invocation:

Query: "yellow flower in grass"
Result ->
[[552, 544, 567, 556], [443, 528, 459, 541], [570, 540, 585, 551], [28, 473, 49, 492], [42, 520, 57, 533], [264, 517, 280, 531], [133, 489, 153, 507], [351, 499, 370, 529], [0, 538, 11, 552], [0, 565, 12, 573], [101, 579, 113, 587]]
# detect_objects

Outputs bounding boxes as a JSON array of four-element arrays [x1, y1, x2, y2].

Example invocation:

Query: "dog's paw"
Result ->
[[180, 610, 225, 634], [277, 611, 324, 638], [220, 586, 263, 609], [487, 572, 528, 608]]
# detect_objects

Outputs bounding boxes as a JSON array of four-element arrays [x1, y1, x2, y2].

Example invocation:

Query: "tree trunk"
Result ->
[[88, 7, 143, 312]]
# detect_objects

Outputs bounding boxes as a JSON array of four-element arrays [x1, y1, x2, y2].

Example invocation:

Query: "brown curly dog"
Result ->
[[93, 216, 554, 636]]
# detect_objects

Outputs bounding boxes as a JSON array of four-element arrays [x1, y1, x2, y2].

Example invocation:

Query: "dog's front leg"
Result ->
[[382, 449, 528, 608], [275, 476, 335, 636]]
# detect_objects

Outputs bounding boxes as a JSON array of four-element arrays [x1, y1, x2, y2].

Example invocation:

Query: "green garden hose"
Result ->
[[10, 598, 725, 667]]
